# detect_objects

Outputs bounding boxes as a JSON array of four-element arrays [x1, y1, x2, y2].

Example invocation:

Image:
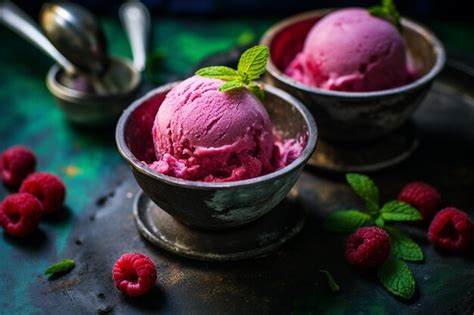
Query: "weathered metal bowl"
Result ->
[[261, 9, 446, 143], [116, 82, 317, 230], [47, 57, 140, 127]]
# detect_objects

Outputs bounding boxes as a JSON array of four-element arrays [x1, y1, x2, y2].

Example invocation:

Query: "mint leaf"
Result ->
[[377, 257, 415, 300], [219, 80, 244, 92], [248, 82, 265, 100], [380, 201, 422, 222], [345, 173, 379, 214], [369, 0, 402, 32], [44, 259, 75, 279], [324, 210, 373, 233], [195, 66, 240, 80], [375, 216, 385, 228], [237, 45, 269, 80], [385, 226, 423, 262], [320, 270, 340, 293]]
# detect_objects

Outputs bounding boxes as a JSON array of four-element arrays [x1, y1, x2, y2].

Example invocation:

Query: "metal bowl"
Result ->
[[261, 9, 446, 143], [47, 57, 141, 127], [116, 82, 318, 230]]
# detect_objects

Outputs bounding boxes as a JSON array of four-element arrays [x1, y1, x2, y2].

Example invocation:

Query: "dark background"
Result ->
[[14, 0, 474, 20]]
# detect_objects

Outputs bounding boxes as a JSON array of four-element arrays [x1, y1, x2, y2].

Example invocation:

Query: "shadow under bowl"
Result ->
[[261, 9, 446, 143], [47, 57, 141, 127], [116, 82, 318, 230]]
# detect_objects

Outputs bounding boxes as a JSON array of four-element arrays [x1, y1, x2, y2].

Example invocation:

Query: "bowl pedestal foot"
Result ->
[[308, 122, 418, 172], [133, 190, 305, 261]]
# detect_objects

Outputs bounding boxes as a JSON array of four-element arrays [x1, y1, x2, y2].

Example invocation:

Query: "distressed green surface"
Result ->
[[0, 16, 473, 314]]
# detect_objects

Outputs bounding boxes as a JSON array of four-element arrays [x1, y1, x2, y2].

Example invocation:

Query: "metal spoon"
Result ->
[[40, 2, 108, 75], [119, 1, 151, 73], [0, 1, 76, 74]]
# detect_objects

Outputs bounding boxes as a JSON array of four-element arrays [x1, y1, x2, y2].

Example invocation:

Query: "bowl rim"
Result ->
[[46, 56, 141, 101], [116, 81, 318, 190], [260, 8, 446, 99]]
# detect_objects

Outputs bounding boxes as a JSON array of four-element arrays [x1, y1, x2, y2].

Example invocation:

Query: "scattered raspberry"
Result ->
[[345, 227, 391, 270], [398, 181, 441, 220], [112, 253, 157, 297], [0, 146, 36, 187], [0, 193, 43, 237], [428, 207, 473, 251], [19, 172, 66, 215]]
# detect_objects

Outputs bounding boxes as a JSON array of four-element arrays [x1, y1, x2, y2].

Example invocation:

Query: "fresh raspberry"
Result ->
[[112, 253, 157, 297], [428, 207, 473, 251], [398, 181, 441, 220], [0, 146, 36, 187], [0, 193, 43, 237], [345, 227, 390, 270], [19, 172, 66, 215]]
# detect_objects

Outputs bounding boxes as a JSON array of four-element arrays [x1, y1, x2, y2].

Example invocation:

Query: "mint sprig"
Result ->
[[195, 45, 269, 99], [323, 173, 424, 301], [324, 210, 373, 233], [320, 270, 340, 293], [384, 226, 423, 262], [377, 257, 415, 300], [346, 173, 379, 215], [44, 259, 75, 280], [369, 0, 402, 32]]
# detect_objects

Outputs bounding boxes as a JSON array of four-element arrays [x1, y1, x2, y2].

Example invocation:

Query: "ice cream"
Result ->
[[285, 8, 412, 92], [149, 76, 304, 182]]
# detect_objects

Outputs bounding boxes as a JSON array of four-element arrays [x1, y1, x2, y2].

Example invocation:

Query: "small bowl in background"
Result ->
[[261, 9, 446, 143], [47, 57, 140, 127]]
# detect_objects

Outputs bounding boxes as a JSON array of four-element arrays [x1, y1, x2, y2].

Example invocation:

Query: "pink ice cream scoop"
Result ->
[[149, 76, 303, 182], [285, 8, 412, 92]]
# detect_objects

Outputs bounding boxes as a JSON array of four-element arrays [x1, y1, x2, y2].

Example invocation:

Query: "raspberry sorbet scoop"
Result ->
[[285, 8, 412, 92], [149, 75, 304, 182]]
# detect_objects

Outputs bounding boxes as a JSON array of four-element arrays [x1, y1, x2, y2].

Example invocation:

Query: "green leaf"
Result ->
[[324, 210, 373, 233], [345, 173, 379, 214], [44, 259, 75, 279], [195, 66, 240, 81], [377, 257, 415, 300], [219, 80, 244, 92], [384, 226, 423, 262], [380, 201, 422, 222], [237, 45, 270, 80], [248, 82, 265, 100], [369, 0, 402, 32], [320, 270, 340, 293], [375, 216, 385, 228]]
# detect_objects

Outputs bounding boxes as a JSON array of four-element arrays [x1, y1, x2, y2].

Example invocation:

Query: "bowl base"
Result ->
[[133, 190, 305, 261], [308, 123, 418, 172]]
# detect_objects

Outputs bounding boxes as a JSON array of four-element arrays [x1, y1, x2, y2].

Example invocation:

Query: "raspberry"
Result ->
[[0, 193, 43, 237], [19, 172, 66, 215], [112, 253, 157, 297], [398, 181, 441, 220], [428, 207, 473, 251], [345, 227, 390, 270], [0, 146, 36, 187]]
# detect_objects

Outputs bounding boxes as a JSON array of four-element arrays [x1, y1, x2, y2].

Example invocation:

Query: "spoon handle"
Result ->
[[119, 1, 150, 72], [0, 2, 76, 74]]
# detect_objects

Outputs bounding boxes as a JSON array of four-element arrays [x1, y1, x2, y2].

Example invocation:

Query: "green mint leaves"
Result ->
[[195, 45, 269, 99], [369, 0, 402, 32], [380, 201, 422, 222], [384, 226, 423, 262], [377, 257, 415, 300], [324, 210, 373, 233], [44, 259, 75, 280], [346, 173, 379, 215], [323, 173, 423, 300], [320, 270, 340, 293]]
